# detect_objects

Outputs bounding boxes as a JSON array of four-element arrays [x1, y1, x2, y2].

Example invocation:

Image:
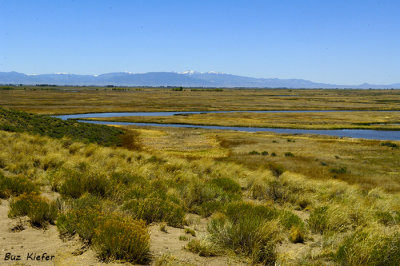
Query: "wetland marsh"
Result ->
[[1, 87, 400, 265]]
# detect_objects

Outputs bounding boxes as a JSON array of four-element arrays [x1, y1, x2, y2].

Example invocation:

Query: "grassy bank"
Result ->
[[125, 126, 400, 192], [0, 107, 125, 146], [0, 129, 399, 264], [88, 110, 400, 130]]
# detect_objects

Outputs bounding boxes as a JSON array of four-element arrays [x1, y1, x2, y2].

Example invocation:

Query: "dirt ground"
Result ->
[[0, 199, 246, 266]]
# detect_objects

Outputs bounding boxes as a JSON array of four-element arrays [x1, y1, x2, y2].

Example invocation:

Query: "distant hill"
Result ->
[[0, 71, 399, 88]]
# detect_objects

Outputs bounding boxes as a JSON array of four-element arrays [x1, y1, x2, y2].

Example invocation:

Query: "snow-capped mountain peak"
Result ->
[[180, 70, 199, 75]]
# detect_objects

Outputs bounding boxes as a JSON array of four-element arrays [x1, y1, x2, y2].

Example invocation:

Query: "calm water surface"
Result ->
[[54, 110, 400, 141]]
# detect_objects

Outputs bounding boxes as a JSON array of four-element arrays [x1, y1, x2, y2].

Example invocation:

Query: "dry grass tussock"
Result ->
[[1, 130, 400, 264]]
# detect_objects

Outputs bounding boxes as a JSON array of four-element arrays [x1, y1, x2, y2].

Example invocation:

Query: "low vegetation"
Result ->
[[1, 105, 400, 265], [8, 193, 58, 227], [90, 110, 400, 131], [2, 87, 400, 114], [0, 107, 124, 146]]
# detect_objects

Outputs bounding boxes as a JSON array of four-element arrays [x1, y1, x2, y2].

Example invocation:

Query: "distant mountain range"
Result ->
[[0, 71, 399, 89]]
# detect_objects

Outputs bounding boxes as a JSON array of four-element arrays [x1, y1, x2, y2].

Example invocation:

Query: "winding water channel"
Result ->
[[55, 111, 400, 141]]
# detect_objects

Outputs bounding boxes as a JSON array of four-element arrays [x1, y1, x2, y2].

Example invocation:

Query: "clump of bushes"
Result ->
[[329, 167, 347, 175], [122, 196, 185, 227], [56, 194, 103, 240], [0, 174, 37, 198], [336, 227, 400, 265], [93, 216, 150, 264], [284, 152, 294, 157], [183, 177, 242, 217], [249, 178, 288, 203], [0, 107, 124, 146], [57, 194, 150, 263], [58, 169, 111, 199], [208, 202, 282, 265], [210, 177, 241, 195], [120, 179, 186, 227], [186, 239, 219, 257], [308, 205, 350, 234], [381, 142, 398, 148], [249, 150, 260, 155], [8, 193, 58, 227], [375, 211, 399, 226], [249, 151, 270, 156]]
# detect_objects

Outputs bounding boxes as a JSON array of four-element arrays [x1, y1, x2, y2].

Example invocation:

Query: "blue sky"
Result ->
[[0, 0, 399, 84]]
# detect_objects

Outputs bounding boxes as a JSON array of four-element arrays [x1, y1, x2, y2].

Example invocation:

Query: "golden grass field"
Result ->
[[1, 87, 400, 265], [2, 87, 400, 114], [125, 126, 400, 192]]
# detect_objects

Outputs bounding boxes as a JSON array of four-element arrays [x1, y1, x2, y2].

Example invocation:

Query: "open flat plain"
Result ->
[[1, 87, 400, 265]]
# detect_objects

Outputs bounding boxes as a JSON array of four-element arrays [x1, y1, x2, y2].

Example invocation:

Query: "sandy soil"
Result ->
[[0, 199, 247, 266]]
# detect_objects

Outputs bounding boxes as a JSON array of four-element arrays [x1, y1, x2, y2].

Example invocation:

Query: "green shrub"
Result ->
[[250, 179, 289, 203], [381, 142, 398, 148], [284, 152, 294, 157], [267, 180, 288, 202], [308, 206, 328, 234], [56, 211, 79, 236], [93, 216, 150, 264], [261, 151, 269, 156], [147, 155, 167, 164], [0, 174, 37, 198], [57, 195, 150, 263], [56, 194, 103, 240], [186, 239, 219, 257], [308, 205, 349, 234], [329, 167, 347, 174], [183, 180, 240, 217], [249, 151, 260, 155], [122, 196, 185, 227], [280, 210, 305, 231], [111, 172, 146, 186], [210, 177, 241, 194], [0, 107, 124, 146], [59, 169, 111, 198], [9, 193, 58, 227], [375, 211, 398, 226], [208, 202, 281, 265], [123, 185, 152, 200], [196, 201, 224, 217], [336, 228, 400, 265]]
